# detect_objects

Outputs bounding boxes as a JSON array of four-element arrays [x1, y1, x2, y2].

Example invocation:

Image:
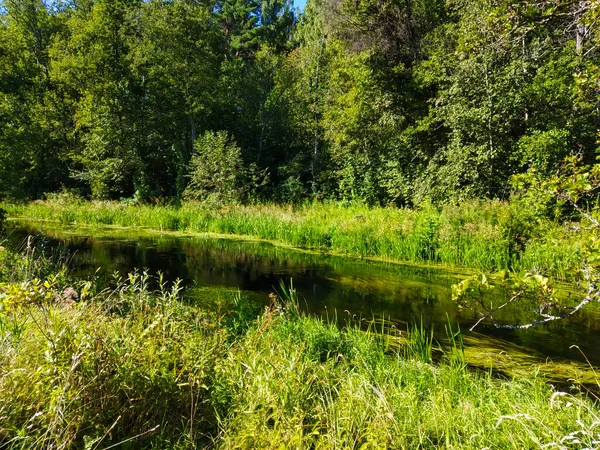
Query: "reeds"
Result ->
[[3, 198, 585, 277], [0, 248, 598, 448]]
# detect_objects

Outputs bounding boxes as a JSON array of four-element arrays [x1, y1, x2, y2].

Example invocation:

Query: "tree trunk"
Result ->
[[484, 56, 494, 156], [576, 22, 586, 54], [190, 114, 196, 154], [257, 103, 266, 165], [311, 34, 326, 194]]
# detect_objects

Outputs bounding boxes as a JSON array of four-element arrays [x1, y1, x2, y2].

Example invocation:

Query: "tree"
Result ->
[[50, 0, 147, 199], [133, 0, 221, 197], [280, 0, 329, 196], [453, 157, 600, 330], [0, 0, 598, 205], [321, 40, 403, 204], [0, 0, 66, 198], [214, 0, 295, 168], [184, 130, 246, 203]]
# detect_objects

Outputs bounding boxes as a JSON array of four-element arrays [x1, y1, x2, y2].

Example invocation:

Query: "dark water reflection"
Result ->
[[6, 222, 600, 368]]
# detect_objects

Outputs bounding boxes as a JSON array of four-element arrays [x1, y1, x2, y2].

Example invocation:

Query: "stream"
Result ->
[[6, 221, 600, 384]]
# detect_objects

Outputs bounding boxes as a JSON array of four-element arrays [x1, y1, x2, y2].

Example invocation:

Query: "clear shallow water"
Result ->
[[6, 221, 600, 371]]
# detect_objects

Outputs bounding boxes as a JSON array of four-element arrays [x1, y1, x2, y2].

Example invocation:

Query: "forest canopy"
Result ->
[[0, 0, 598, 205]]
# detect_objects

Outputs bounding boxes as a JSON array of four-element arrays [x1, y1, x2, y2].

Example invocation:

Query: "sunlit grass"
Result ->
[[0, 248, 599, 448], [3, 198, 585, 278]]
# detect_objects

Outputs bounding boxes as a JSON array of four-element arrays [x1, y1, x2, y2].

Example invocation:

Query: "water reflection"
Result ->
[[6, 222, 600, 369]]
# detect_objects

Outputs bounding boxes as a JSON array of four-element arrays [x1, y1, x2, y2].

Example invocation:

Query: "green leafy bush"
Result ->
[[277, 176, 306, 204], [184, 131, 245, 204], [517, 129, 570, 176]]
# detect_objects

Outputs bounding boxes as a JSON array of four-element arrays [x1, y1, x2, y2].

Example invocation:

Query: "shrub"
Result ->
[[44, 188, 84, 206], [184, 131, 245, 204], [278, 176, 307, 204]]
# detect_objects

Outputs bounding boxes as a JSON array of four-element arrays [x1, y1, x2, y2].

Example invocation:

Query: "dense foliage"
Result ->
[[1, 0, 598, 204], [1, 247, 599, 448]]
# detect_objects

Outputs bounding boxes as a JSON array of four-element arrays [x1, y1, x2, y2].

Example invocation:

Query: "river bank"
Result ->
[[4, 220, 600, 387], [2, 199, 587, 278], [1, 245, 598, 448]]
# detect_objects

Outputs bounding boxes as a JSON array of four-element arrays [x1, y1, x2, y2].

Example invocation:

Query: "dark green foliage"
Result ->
[[0, 207, 6, 233], [226, 292, 263, 338], [0, 0, 599, 204]]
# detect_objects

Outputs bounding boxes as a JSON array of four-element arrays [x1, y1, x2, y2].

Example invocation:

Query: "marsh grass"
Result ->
[[0, 265, 226, 448], [3, 199, 586, 277], [403, 319, 435, 363], [1, 248, 599, 448]]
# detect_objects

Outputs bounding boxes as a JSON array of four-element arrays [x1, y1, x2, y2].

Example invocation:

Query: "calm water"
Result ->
[[6, 221, 600, 370]]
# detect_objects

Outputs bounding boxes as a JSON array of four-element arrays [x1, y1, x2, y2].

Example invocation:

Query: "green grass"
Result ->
[[1, 248, 599, 449], [2, 198, 589, 277]]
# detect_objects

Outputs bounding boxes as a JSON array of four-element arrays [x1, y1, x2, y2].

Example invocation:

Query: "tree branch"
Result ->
[[568, 198, 600, 228], [469, 291, 524, 331], [491, 265, 599, 330]]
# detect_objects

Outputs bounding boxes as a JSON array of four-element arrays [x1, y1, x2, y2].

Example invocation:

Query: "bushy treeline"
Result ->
[[1, 0, 599, 204]]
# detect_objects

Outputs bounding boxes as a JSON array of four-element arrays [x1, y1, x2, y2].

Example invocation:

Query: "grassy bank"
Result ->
[[1, 248, 599, 449], [2, 199, 587, 277]]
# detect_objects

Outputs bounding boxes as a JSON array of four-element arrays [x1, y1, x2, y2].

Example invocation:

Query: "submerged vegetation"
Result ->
[[1, 247, 600, 449]]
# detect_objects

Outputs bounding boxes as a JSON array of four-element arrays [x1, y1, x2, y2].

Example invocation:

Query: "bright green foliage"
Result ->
[[0, 0, 67, 198], [322, 42, 401, 203], [0, 275, 59, 313], [1, 255, 599, 448], [132, 0, 221, 197], [184, 131, 246, 203], [453, 156, 600, 329], [3, 198, 586, 277], [0, 0, 599, 205], [50, 0, 147, 199]]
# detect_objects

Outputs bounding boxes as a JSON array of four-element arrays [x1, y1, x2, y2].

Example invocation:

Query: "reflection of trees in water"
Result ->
[[8, 222, 600, 365]]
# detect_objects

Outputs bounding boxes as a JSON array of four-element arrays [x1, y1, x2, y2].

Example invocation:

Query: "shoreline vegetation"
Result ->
[[7, 212, 600, 385], [2, 0, 600, 445], [1, 246, 599, 449], [2, 199, 588, 279]]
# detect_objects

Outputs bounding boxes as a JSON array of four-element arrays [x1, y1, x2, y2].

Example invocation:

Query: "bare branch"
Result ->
[[568, 199, 600, 228], [469, 291, 524, 331]]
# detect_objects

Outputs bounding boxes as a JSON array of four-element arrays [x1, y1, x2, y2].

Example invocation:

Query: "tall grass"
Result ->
[[3, 198, 586, 277], [1, 247, 599, 448]]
